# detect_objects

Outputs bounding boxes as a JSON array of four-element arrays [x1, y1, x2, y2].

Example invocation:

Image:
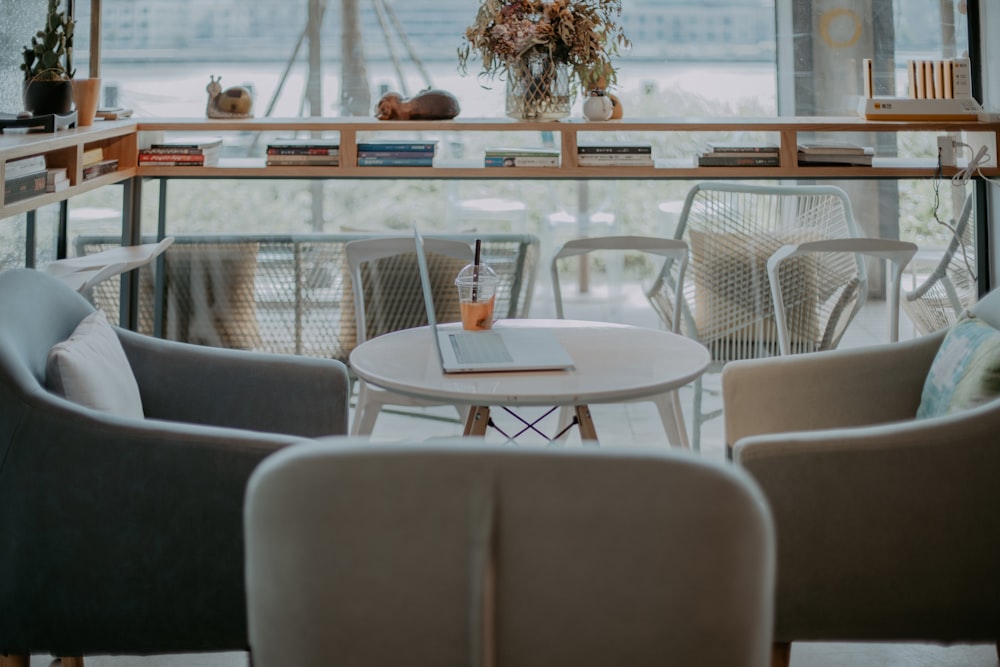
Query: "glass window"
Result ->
[[49, 1, 988, 343]]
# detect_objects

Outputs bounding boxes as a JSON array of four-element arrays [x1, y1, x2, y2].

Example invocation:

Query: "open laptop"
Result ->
[[414, 228, 574, 373]]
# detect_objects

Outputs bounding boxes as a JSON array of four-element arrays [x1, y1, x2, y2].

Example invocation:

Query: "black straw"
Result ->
[[472, 239, 481, 302]]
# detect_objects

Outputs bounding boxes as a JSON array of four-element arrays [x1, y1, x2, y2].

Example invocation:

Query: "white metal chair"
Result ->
[[647, 182, 878, 450], [902, 193, 978, 335], [769, 237, 918, 351], [345, 236, 473, 435], [551, 236, 691, 447]]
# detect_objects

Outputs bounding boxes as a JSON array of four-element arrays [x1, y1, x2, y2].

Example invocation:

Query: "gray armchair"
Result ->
[[0, 268, 350, 664], [723, 287, 1000, 665]]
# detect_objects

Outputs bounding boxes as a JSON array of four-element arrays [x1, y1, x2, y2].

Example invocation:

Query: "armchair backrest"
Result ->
[[0, 268, 94, 406], [245, 439, 776, 667]]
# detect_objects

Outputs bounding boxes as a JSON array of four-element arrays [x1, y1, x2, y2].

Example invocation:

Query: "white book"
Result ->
[[577, 155, 654, 166], [46, 168, 69, 184], [4, 155, 47, 180]]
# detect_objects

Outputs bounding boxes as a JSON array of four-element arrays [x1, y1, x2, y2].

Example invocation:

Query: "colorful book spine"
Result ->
[[143, 146, 214, 155], [697, 155, 780, 167], [266, 158, 339, 166], [356, 142, 437, 152], [484, 156, 559, 167], [705, 143, 779, 153], [267, 147, 339, 155], [577, 154, 654, 165], [357, 150, 435, 159], [82, 159, 120, 179], [139, 153, 207, 163], [577, 145, 652, 154], [356, 157, 434, 166]]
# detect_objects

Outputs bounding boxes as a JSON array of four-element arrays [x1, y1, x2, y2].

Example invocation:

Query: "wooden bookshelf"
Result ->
[[0, 121, 136, 217], [130, 116, 1000, 180], [2, 115, 998, 219]]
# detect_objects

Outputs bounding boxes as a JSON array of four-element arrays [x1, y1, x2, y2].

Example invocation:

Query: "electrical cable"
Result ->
[[931, 140, 986, 283]]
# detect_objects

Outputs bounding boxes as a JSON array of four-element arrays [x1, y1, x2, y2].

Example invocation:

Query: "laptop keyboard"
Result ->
[[449, 332, 514, 364]]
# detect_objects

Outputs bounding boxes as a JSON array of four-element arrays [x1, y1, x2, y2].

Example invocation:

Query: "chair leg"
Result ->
[[771, 642, 791, 667], [350, 380, 381, 436], [692, 375, 704, 452], [653, 391, 689, 448], [0, 655, 28, 667]]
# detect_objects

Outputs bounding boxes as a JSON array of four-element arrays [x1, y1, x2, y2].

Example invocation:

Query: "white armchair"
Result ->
[[723, 287, 1000, 666]]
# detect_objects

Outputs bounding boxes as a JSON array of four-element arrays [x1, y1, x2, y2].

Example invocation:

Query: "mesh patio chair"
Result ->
[[902, 193, 978, 335], [550, 236, 691, 447], [75, 233, 539, 362], [647, 182, 872, 451], [345, 236, 473, 435]]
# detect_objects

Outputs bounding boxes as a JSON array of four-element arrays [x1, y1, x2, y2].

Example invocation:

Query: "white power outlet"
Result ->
[[937, 136, 956, 167]]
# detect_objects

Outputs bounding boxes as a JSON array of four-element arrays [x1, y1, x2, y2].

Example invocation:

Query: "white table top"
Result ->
[[349, 319, 710, 407]]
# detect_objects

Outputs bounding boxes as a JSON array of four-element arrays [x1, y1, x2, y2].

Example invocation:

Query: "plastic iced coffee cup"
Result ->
[[455, 264, 498, 331]]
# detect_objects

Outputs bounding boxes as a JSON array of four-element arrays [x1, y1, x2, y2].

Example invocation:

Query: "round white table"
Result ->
[[349, 319, 710, 443]]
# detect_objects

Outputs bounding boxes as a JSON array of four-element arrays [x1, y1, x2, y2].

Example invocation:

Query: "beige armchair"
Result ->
[[245, 439, 776, 667], [723, 287, 1000, 666]]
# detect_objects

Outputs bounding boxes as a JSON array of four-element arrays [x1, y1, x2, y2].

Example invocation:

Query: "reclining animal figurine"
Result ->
[[375, 89, 460, 120]]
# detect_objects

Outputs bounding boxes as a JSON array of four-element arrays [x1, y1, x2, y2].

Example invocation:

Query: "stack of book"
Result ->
[[95, 107, 133, 120], [266, 138, 340, 166], [82, 146, 119, 181], [3, 155, 48, 204], [697, 143, 780, 167], [484, 146, 559, 168], [797, 143, 874, 166], [46, 167, 69, 193], [356, 140, 436, 167], [576, 143, 654, 167], [138, 137, 223, 167]]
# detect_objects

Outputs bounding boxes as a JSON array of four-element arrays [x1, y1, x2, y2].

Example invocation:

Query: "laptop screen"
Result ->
[[413, 226, 447, 367]]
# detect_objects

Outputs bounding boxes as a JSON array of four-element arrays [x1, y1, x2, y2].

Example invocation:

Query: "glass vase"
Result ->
[[505, 49, 571, 121]]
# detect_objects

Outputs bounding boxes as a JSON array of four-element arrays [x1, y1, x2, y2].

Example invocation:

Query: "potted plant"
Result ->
[[21, 0, 76, 117], [458, 0, 629, 120]]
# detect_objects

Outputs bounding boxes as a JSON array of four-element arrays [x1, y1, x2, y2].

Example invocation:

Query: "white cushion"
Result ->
[[46, 310, 144, 419]]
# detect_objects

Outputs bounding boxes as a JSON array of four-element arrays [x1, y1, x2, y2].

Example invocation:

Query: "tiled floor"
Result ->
[[28, 289, 999, 667]]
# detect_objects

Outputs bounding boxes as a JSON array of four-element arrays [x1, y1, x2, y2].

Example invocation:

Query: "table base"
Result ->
[[463, 404, 598, 443]]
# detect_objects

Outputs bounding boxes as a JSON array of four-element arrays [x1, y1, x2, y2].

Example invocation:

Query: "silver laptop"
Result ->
[[414, 228, 574, 374]]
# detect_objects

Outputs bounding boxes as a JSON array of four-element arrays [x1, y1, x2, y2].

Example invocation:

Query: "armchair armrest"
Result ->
[[2, 400, 308, 653], [722, 331, 943, 447], [733, 403, 1000, 641], [768, 238, 918, 353], [118, 329, 350, 437]]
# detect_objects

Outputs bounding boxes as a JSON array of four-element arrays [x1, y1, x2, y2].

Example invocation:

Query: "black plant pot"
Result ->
[[22, 79, 74, 117]]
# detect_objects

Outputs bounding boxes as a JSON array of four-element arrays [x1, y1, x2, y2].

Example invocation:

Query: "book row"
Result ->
[[3, 151, 119, 205]]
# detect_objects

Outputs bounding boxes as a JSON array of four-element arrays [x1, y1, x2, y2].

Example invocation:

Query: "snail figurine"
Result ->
[[582, 89, 615, 121], [206, 76, 254, 119], [375, 89, 460, 120]]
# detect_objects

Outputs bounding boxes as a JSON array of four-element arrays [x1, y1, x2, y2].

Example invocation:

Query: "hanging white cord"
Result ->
[[930, 140, 995, 284]]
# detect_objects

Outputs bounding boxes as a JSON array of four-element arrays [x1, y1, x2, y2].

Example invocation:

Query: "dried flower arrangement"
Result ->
[[458, 0, 630, 92]]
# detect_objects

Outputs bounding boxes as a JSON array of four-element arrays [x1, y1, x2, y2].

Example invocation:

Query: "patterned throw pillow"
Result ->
[[916, 314, 1000, 419]]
